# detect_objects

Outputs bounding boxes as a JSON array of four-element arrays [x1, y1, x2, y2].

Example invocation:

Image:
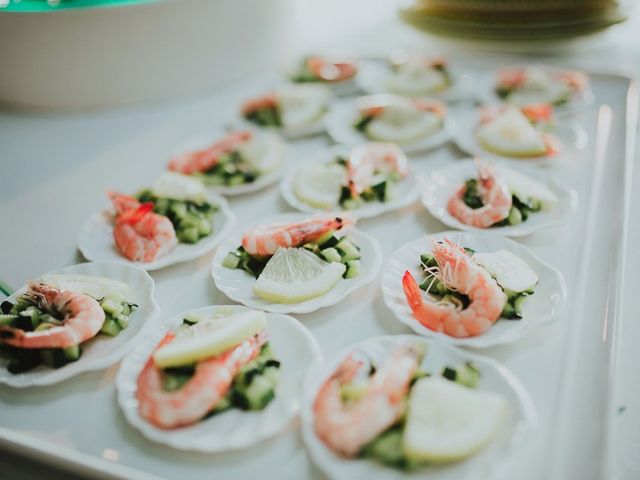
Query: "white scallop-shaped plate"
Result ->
[[211, 213, 382, 314], [356, 60, 471, 103], [279, 148, 419, 219], [301, 334, 537, 480], [381, 231, 567, 348], [117, 304, 322, 452], [477, 67, 595, 116], [78, 192, 236, 271], [420, 158, 577, 237], [449, 104, 587, 164], [325, 99, 451, 155], [0, 261, 161, 388], [169, 131, 287, 196]]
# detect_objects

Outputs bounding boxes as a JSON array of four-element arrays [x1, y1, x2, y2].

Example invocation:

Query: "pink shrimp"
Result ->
[[497, 68, 527, 89], [358, 95, 445, 120], [402, 239, 506, 337], [241, 93, 278, 116], [307, 56, 357, 82], [0, 283, 105, 349], [345, 142, 408, 197], [241, 215, 354, 257], [557, 70, 587, 92], [168, 131, 253, 175], [447, 159, 512, 228], [313, 344, 422, 457], [136, 331, 266, 429], [108, 191, 178, 263]]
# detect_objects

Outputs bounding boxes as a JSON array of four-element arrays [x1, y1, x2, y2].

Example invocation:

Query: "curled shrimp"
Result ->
[[108, 191, 178, 263], [168, 131, 253, 175], [402, 239, 506, 337], [313, 343, 422, 457], [346, 142, 408, 197], [137, 330, 266, 429], [241, 215, 354, 257], [447, 159, 512, 228], [241, 93, 278, 116], [358, 95, 445, 120], [306, 56, 357, 82], [0, 283, 105, 349]]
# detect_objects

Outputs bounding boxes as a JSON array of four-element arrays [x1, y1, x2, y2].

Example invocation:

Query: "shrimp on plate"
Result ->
[[136, 330, 267, 429], [108, 191, 178, 263], [313, 343, 423, 457], [345, 142, 408, 197], [241, 215, 353, 257], [447, 159, 512, 228], [0, 283, 105, 349], [168, 131, 253, 175], [402, 239, 506, 338]]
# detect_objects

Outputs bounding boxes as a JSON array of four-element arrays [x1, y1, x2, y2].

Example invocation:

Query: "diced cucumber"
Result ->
[[342, 198, 363, 211], [170, 202, 188, 218], [336, 239, 361, 261], [100, 318, 121, 337], [228, 174, 246, 186], [63, 345, 81, 361], [419, 274, 437, 292], [501, 301, 516, 319], [454, 362, 480, 389], [361, 426, 416, 470], [316, 229, 337, 247], [222, 252, 242, 269], [100, 297, 124, 317], [1, 301, 14, 314], [320, 247, 342, 263], [178, 226, 200, 244], [198, 219, 212, 236], [115, 314, 129, 330], [420, 253, 437, 269], [40, 349, 56, 368], [340, 383, 367, 404], [20, 306, 41, 329], [507, 206, 523, 225], [0, 314, 19, 326], [233, 374, 277, 410], [371, 180, 391, 202], [35, 322, 56, 331], [343, 260, 361, 279], [302, 243, 320, 254], [513, 294, 528, 317]]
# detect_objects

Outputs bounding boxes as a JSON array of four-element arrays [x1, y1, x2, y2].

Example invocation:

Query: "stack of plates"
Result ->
[[398, 0, 629, 42]]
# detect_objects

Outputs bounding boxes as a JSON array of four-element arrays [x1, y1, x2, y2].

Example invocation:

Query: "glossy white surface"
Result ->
[[117, 305, 322, 452], [381, 232, 566, 348], [301, 335, 536, 480], [0, 15, 638, 480]]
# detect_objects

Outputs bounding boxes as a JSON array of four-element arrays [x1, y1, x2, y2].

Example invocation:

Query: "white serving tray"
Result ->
[[0, 67, 636, 480]]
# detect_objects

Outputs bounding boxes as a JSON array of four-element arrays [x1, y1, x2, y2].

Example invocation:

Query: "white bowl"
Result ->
[[211, 213, 382, 314], [78, 191, 235, 271], [301, 334, 537, 480], [420, 158, 577, 237], [279, 146, 419, 219], [381, 231, 567, 348], [325, 98, 451, 154], [0, 261, 161, 388], [117, 304, 322, 452]]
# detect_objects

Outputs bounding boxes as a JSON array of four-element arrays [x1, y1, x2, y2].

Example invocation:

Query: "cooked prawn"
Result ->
[[346, 142, 408, 197], [241, 93, 278, 116], [313, 343, 422, 457], [241, 215, 353, 257], [108, 191, 178, 263], [447, 159, 512, 228], [136, 331, 266, 429], [402, 239, 506, 337], [0, 283, 105, 349], [307, 56, 357, 82], [358, 96, 445, 119], [168, 131, 252, 175]]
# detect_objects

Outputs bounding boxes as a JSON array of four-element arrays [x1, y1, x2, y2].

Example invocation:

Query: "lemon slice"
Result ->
[[498, 166, 558, 209], [473, 250, 539, 293], [403, 376, 507, 463], [386, 62, 448, 96], [476, 107, 547, 157], [277, 85, 329, 128], [366, 104, 442, 144], [39, 273, 132, 302], [238, 131, 285, 174], [293, 163, 346, 209], [151, 171, 207, 202], [254, 248, 346, 303], [153, 310, 266, 369]]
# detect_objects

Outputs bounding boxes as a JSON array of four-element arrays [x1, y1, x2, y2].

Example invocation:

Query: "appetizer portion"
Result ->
[[495, 66, 589, 107], [136, 310, 280, 429], [448, 159, 557, 229], [289, 55, 358, 84], [313, 342, 506, 469], [402, 239, 538, 338], [0, 274, 137, 373], [222, 215, 361, 303], [109, 173, 219, 262], [384, 52, 452, 97], [241, 84, 330, 133], [353, 94, 445, 144], [476, 104, 559, 158], [168, 130, 284, 189], [291, 143, 409, 211]]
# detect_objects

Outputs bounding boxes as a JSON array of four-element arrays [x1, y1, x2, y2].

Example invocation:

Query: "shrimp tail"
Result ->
[[402, 270, 442, 332]]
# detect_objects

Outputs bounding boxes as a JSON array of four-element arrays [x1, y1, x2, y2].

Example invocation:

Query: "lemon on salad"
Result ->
[[254, 247, 345, 303], [366, 103, 442, 144], [476, 107, 547, 157], [39, 273, 132, 303], [293, 163, 346, 209]]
